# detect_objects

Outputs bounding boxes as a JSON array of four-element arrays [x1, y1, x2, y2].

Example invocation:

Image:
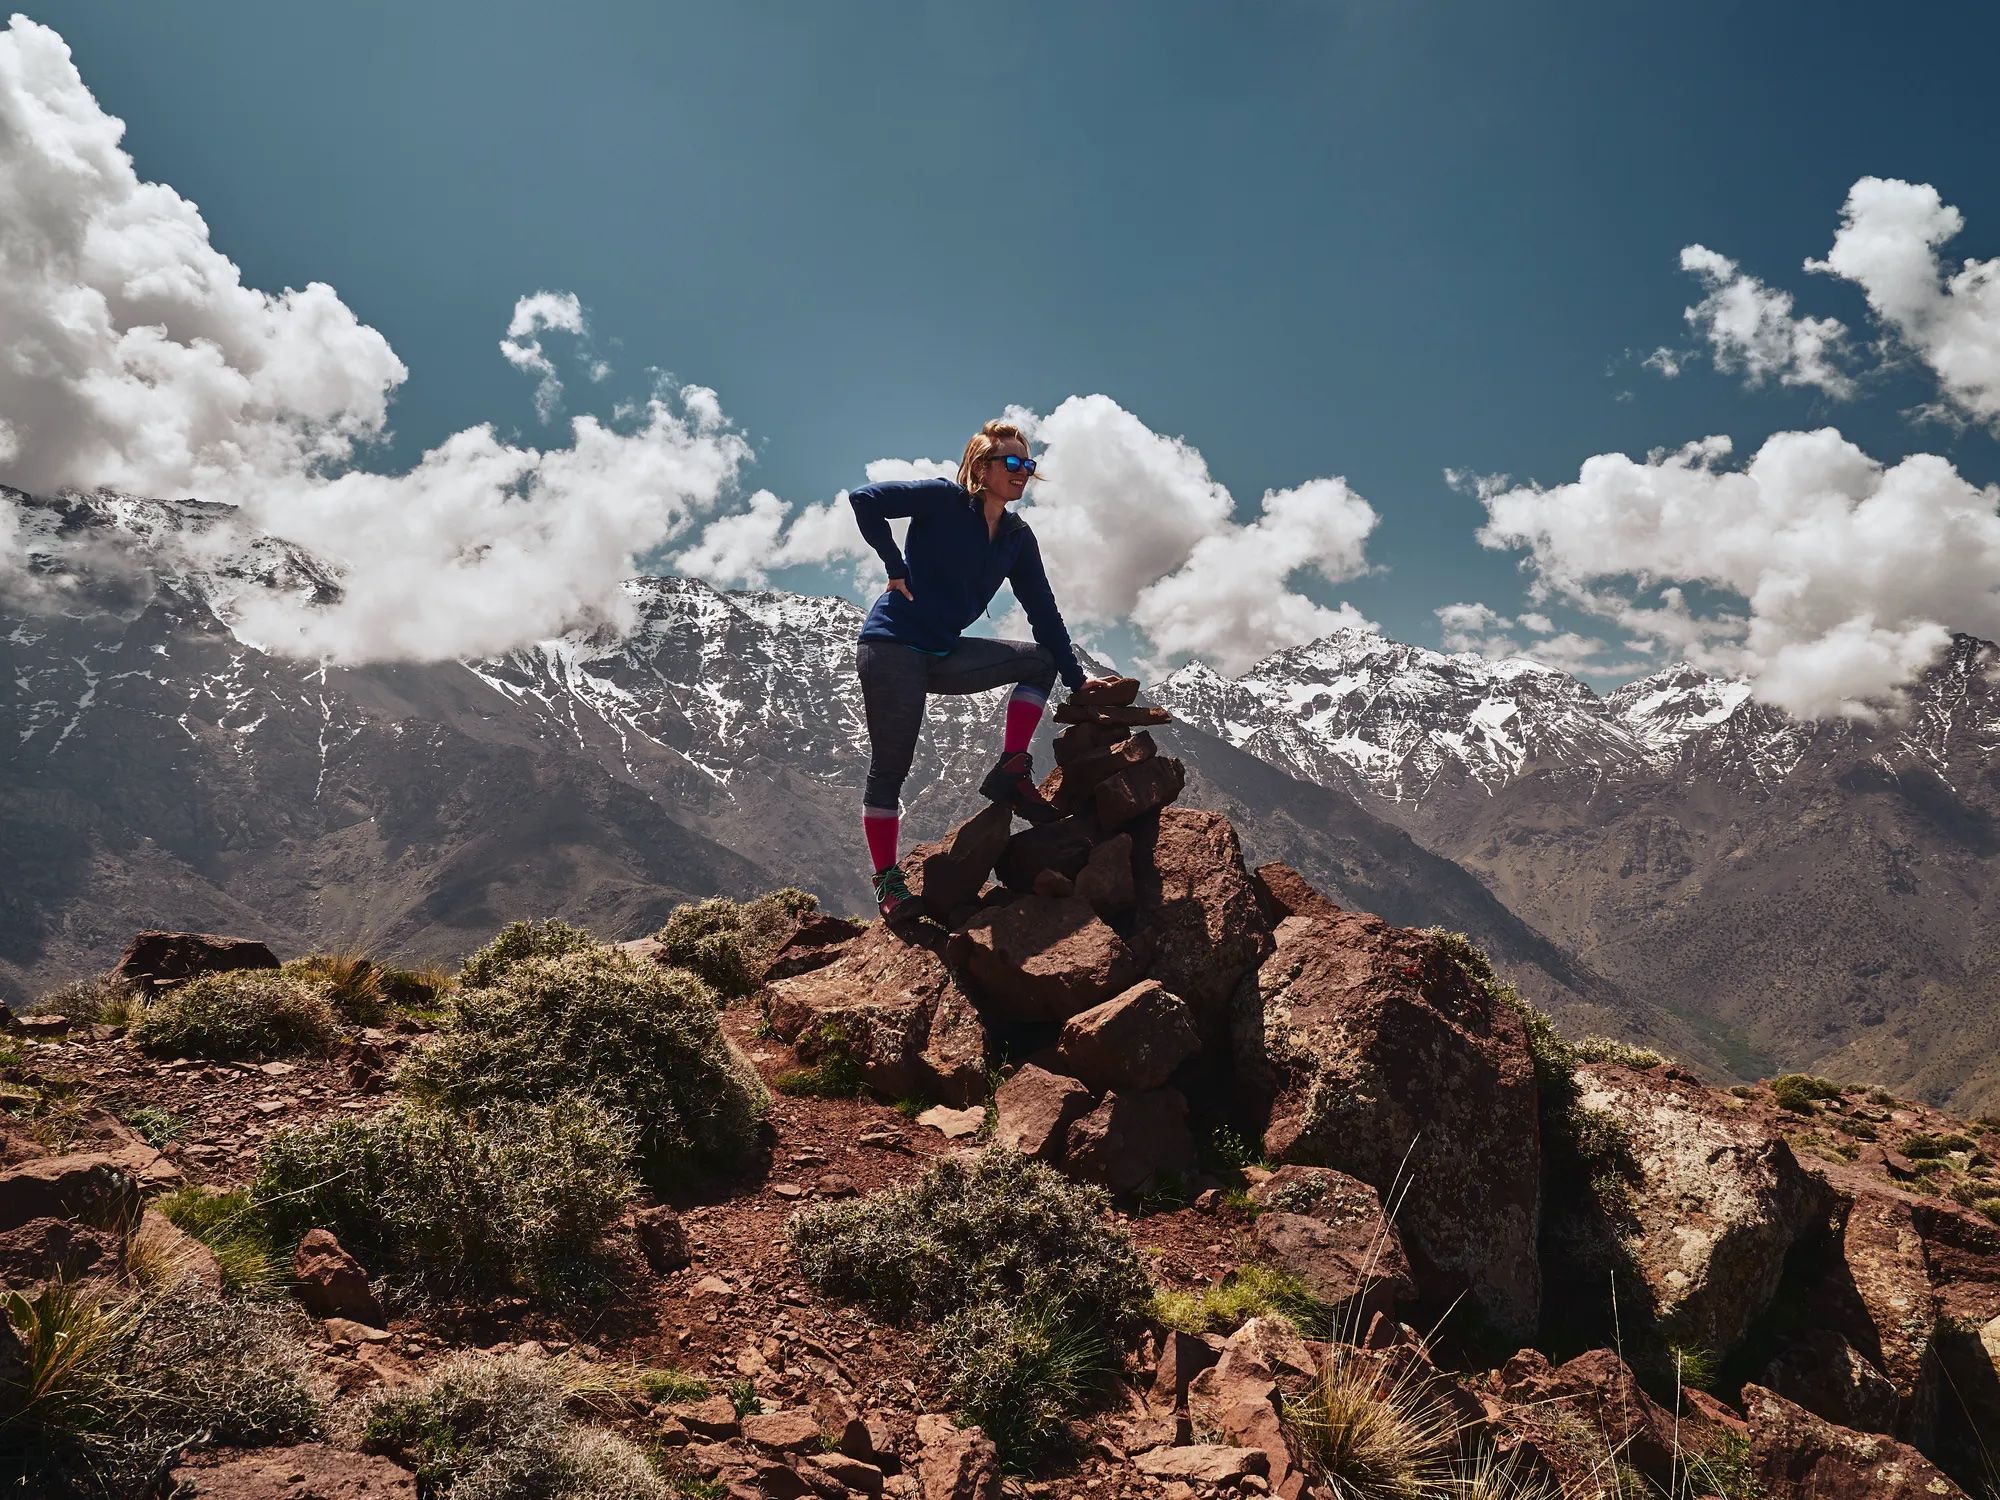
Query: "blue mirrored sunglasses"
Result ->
[[993, 454, 1038, 475]]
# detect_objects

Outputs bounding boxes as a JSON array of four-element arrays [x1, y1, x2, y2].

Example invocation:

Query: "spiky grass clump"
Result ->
[[151, 1187, 284, 1295], [0, 1277, 322, 1493], [25, 974, 143, 1027], [282, 952, 387, 1024], [772, 1019, 865, 1099], [1152, 1263, 1333, 1339], [931, 1294, 1115, 1466], [457, 918, 602, 989], [358, 1353, 667, 1500], [256, 1097, 634, 1300], [399, 947, 767, 1186], [1281, 1345, 1457, 1500], [656, 888, 818, 1001], [128, 970, 339, 1060]]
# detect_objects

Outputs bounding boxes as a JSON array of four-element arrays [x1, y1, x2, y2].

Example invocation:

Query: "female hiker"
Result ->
[[849, 418, 1121, 924]]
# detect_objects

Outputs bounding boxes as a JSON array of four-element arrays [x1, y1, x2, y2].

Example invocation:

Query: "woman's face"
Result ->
[[982, 436, 1033, 505]]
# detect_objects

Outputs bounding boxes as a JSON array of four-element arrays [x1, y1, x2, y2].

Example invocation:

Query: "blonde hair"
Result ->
[[956, 419, 1040, 495]]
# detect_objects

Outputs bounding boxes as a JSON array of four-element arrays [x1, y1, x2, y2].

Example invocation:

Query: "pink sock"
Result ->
[[1002, 684, 1047, 755], [863, 806, 900, 874]]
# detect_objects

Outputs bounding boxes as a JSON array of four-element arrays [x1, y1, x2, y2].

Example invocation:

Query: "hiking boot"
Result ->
[[979, 750, 1062, 825], [872, 865, 925, 926]]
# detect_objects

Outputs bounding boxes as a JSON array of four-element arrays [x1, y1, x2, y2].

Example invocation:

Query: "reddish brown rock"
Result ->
[[994, 816, 1097, 893], [1031, 869, 1074, 898], [1053, 721, 1130, 766], [991, 1064, 1092, 1161], [1063, 1088, 1196, 1196], [1131, 809, 1271, 1048], [676, 1394, 743, 1438], [912, 1414, 1001, 1500], [1053, 732, 1159, 809], [1764, 1329, 1901, 1437], [1052, 980, 1200, 1093], [1575, 1064, 1837, 1355], [1185, 1317, 1320, 1500], [0, 1152, 141, 1234], [1742, 1383, 1970, 1498], [1816, 1191, 1941, 1443], [1248, 1188, 1417, 1332], [1151, 1327, 1225, 1410], [761, 914, 869, 984], [132, 1208, 225, 1293], [293, 1228, 386, 1326], [1069, 676, 1141, 708], [1073, 831, 1135, 919], [0, 1217, 123, 1285], [901, 804, 1014, 919], [1095, 754, 1187, 829], [1235, 884, 1540, 1339], [741, 1408, 823, 1452], [115, 930, 279, 991], [629, 1204, 690, 1273], [1133, 1446, 1270, 1483], [1053, 700, 1172, 727], [947, 894, 1141, 1023], [764, 924, 988, 1105], [170, 1444, 416, 1498]]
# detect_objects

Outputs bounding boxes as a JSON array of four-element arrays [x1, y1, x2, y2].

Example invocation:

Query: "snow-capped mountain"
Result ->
[[9, 486, 2000, 1113]]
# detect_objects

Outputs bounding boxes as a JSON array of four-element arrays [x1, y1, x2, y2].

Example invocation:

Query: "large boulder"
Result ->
[[1741, 1384, 1970, 1499], [760, 914, 868, 984], [1244, 1165, 1417, 1329], [763, 924, 988, 1105], [1814, 1191, 1940, 1443], [1575, 1064, 1837, 1355], [1052, 980, 1201, 1093], [901, 804, 1014, 920], [946, 894, 1141, 1023], [115, 930, 278, 990], [1062, 1089, 1196, 1196], [1763, 1329, 1901, 1437], [990, 1065, 1091, 1161], [1130, 810, 1270, 1048], [1234, 865, 1541, 1339]]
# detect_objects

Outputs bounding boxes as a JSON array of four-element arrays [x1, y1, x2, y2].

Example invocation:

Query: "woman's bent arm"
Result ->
[[1008, 532, 1087, 692], [847, 477, 955, 581]]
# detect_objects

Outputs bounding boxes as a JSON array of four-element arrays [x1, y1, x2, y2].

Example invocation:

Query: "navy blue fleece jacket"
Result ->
[[849, 477, 1087, 692]]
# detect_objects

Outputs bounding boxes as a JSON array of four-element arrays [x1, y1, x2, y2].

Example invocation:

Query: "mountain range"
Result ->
[[6, 486, 1997, 1110]]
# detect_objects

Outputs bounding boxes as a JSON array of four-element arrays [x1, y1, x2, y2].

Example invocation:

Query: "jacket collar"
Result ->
[[959, 486, 1027, 536]]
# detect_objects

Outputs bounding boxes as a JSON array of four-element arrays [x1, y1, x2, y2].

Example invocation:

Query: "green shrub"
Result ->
[[1573, 1035, 1666, 1070], [656, 888, 818, 1001], [152, 1186, 283, 1295], [399, 947, 767, 1186], [1935, 1132, 1978, 1152], [458, 918, 601, 989], [256, 1097, 634, 1299], [1902, 1134, 1949, 1159], [1833, 1116, 1879, 1141], [933, 1294, 1114, 1466], [1771, 1074, 1843, 1115], [360, 1353, 667, 1500], [789, 1148, 1150, 1466], [282, 952, 387, 1024], [789, 1147, 1150, 1334], [119, 1105, 185, 1148], [774, 1020, 865, 1098], [129, 970, 339, 1060], [1153, 1263, 1332, 1338]]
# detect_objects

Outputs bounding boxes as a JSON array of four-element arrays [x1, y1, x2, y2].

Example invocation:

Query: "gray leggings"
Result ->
[[857, 637, 1057, 810]]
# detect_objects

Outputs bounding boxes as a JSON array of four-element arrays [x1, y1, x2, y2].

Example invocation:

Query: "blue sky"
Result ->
[[14, 1, 2000, 694]]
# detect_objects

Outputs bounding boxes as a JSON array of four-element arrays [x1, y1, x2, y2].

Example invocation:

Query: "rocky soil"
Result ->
[[5, 689, 1999, 1498]]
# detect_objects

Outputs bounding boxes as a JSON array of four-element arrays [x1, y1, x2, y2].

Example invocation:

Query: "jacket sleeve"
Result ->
[[846, 478, 955, 581], [1008, 528, 1088, 693]]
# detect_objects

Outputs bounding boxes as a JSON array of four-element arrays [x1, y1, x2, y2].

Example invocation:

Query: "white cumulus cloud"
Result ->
[[499, 291, 590, 422], [0, 15, 753, 663], [1806, 176, 2000, 430], [1474, 428, 2000, 717], [1677, 245, 1854, 397]]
